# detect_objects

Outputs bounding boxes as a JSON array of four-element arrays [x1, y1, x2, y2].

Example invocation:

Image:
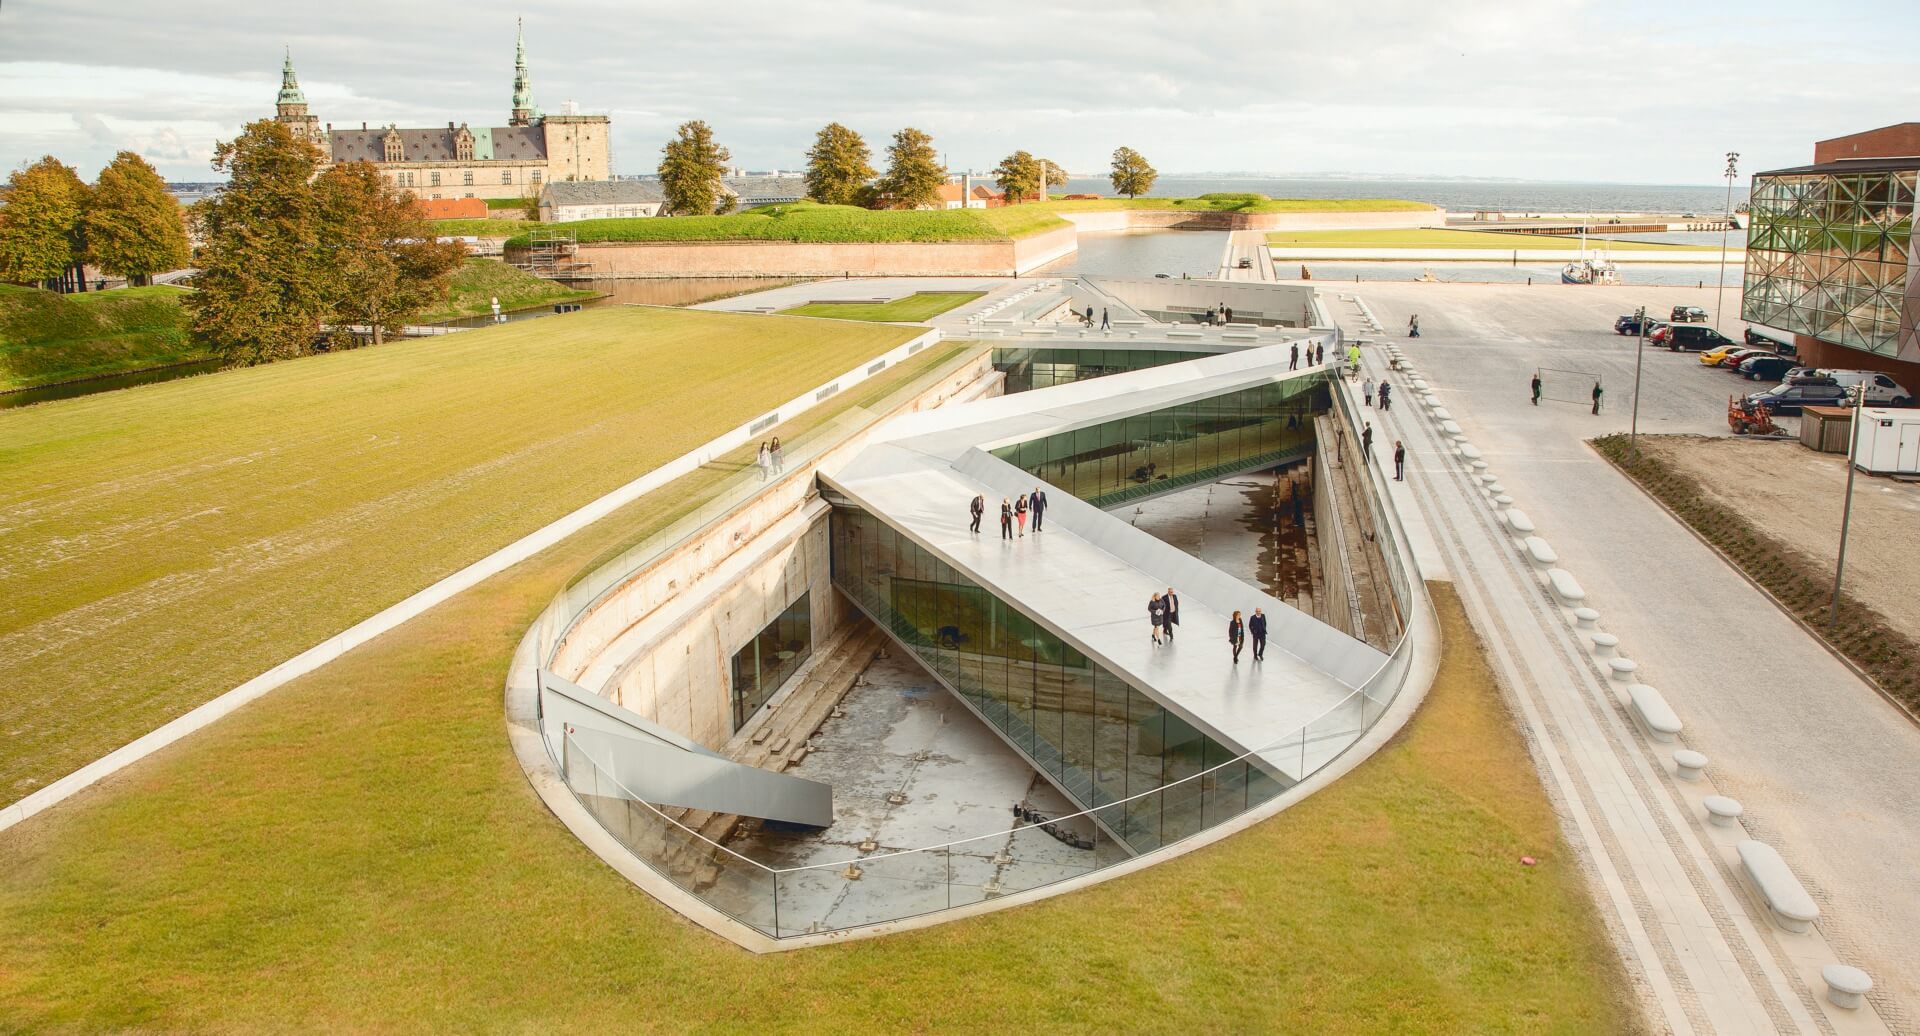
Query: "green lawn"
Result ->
[[781, 290, 985, 322], [0, 306, 919, 801], [1264, 227, 1718, 251], [0, 548, 1631, 1032], [507, 202, 1072, 246], [1038, 193, 1436, 214], [429, 217, 529, 237], [412, 259, 598, 323], [0, 284, 210, 392]]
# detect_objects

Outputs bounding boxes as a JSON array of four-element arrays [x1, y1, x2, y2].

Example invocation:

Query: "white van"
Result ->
[[1812, 370, 1914, 407]]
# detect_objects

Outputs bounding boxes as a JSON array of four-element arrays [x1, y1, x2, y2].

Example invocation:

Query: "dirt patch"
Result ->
[[1595, 433, 1920, 708]]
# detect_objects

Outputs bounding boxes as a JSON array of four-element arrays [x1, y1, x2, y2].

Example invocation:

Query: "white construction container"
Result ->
[[1851, 407, 1920, 475]]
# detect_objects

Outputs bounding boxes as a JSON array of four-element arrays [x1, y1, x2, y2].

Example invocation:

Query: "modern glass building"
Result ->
[[1744, 123, 1920, 379]]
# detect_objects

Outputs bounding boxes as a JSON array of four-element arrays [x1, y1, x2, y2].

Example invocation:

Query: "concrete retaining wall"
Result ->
[[537, 225, 1076, 279], [1061, 207, 1446, 233]]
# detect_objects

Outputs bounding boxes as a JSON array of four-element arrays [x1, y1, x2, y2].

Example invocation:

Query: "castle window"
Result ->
[[430, 171, 441, 187], [502, 170, 514, 185], [463, 170, 474, 186], [531, 169, 542, 185], [382, 130, 404, 163]]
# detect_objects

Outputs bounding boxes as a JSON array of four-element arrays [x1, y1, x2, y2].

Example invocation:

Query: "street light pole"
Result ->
[[1630, 305, 1648, 463], [1830, 383, 1865, 628], [1714, 151, 1740, 332]]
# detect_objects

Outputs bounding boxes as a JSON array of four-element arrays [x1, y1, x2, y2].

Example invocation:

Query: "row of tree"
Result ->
[[0, 152, 192, 290], [653, 121, 1159, 215]]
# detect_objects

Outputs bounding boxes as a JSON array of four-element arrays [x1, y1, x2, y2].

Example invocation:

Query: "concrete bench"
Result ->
[[1823, 964, 1873, 1010], [1627, 683, 1681, 741], [1430, 407, 1452, 420], [1524, 536, 1558, 567], [1704, 794, 1743, 827], [982, 317, 1016, 326], [1484, 482, 1506, 496], [1113, 319, 1148, 327], [1589, 631, 1618, 656], [1412, 379, 1430, 391], [1440, 420, 1464, 438], [1607, 657, 1639, 683], [1673, 749, 1707, 781], [1506, 508, 1536, 534], [1020, 328, 1058, 336], [1166, 330, 1204, 338], [1457, 443, 1483, 461], [1221, 332, 1260, 341], [1738, 840, 1820, 933], [1546, 567, 1585, 604], [1573, 607, 1600, 628], [1493, 494, 1514, 511]]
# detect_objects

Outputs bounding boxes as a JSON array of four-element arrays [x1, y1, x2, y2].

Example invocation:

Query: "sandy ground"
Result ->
[[1638, 435, 1920, 635]]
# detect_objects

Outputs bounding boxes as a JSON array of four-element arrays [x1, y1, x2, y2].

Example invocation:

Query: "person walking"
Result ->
[[1408, 314, 1420, 338], [1393, 440, 1406, 481], [1316, 343, 1325, 366], [1014, 492, 1029, 536], [1363, 376, 1375, 407], [1162, 587, 1180, 641], [769, 436, 784, 474], [1029, 486, 1048, 532], [1591, 381, 1603, 415], [1149, 593, 1166, 645], [1000, 497, 1014, 540], [1249, 608, 1268, 661], [969, 493, 985, 534], [756, 441, 772, 481], [1530, 373, 1543, 406], [1378, 382, 1392, 411], [1290, 343, 1299, 370], [1361, 422, 1373, 465], [1100, 308, 1110, 331], [1228, 610, 1246, 664], [1225, 305, 1234, 324]]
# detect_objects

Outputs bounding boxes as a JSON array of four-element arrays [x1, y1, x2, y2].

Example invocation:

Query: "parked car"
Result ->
[[1670, 305, 1709, 323], [1744, 379, 1849, 415], [1698, 344, 1745, 366], [1737, 355, 1798, 381], [1654, 325, 1735, 351], [1819, 370, 1916, 407], [1614, 313, 1653, 335], [1717, 348, 1776, 369], [1744, 326, 1794, 353]]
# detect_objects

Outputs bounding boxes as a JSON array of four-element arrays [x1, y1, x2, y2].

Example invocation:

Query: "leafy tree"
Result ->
[[314, 162, 465, 346], [87, 151, 190, 286], [804, 122, 876, 206], [876, 128, 944, 209], [1042, 159, 1070, 190], [658, 120, 731, 216], [0, 156, 89, 289], [993, 150, 1042, 204], [188, 120, 330, 364], [1109, 146, 1158, 199]]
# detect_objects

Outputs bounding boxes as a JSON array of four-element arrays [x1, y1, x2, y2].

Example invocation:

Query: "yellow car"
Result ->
[[1699, 344, 1743, 366]]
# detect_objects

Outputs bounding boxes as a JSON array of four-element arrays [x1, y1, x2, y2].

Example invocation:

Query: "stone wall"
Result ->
[[551, 224, 1075, 279]]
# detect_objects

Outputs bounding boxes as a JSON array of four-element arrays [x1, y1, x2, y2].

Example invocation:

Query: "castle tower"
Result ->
[[509, 19, 535, 126], [274, 48, 322, 146]]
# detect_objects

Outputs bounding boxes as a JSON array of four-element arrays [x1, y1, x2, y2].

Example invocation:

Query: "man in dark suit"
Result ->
[[1029, 487, 1048, 532], [1162, 587, 1179, 641], [969, 493, 984, 534], [1000, 498, 1014, 540], [1249, 608, 1268, 661]]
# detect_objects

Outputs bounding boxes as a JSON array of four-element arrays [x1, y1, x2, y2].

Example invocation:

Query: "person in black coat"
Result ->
[[1249, 607, 1268, 661], [1361, 422, 1373, 465], [969, 493, 984, 534], [1029, 487, 1048, 532], [1148, 593, 1167, 645], [1162, 587, 1180, 641], [1000, 497, 1014, 540], [1228, 610, 1246, 664]]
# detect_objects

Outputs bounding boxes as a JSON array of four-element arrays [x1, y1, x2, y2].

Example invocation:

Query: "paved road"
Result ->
[[1344, 282, 1917, 1033], [1220, 231, 1277, 282]]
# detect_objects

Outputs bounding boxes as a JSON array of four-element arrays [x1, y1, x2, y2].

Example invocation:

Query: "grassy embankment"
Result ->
[[1037, 192, 1435, 214], [0, 411, 1635, 1036], [429, 216, 534, 236], [1594, 434, 1919, 709], [506, 201, 1069, 247], [0, 306, 920, 801], [413, 259, 598, 323], [1265, 227, 1719, 251], [782, 290, 984, 322], [0, 284, 209, 392]]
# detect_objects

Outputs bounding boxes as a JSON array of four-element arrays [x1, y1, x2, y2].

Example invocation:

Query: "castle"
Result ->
[[272, 21, 611, 202]]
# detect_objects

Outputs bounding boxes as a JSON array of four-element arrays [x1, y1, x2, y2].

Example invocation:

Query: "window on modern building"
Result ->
[[463, 170, 474, 186], [729, 593, 812, 730], [430, 171, 441, 186], [502, 170, 514, 185]]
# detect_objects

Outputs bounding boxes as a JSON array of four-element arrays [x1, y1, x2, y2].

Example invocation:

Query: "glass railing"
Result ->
[[537, 347, 1426, 940]]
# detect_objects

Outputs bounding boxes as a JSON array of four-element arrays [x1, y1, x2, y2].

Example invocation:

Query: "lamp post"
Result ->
[[1714, 151, 1740, 332], [1629, 305, 1648, 463], [1830, 382, 1865, 629]]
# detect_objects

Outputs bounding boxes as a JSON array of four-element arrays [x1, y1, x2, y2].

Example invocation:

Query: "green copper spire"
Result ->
[[277, 47, 307, 107], [509, 18, 533, 123]]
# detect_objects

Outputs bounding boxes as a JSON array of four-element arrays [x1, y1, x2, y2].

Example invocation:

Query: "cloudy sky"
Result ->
[[3, 0, 1915, 186]]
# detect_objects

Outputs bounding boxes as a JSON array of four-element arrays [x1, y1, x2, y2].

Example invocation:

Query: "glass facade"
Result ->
[[1744, 168, 1916, 357], [729, 592, 812, 731], [990, 376, 1324, 508], [829, 503, 1290, 853], [993, 347, 1204, 393]]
